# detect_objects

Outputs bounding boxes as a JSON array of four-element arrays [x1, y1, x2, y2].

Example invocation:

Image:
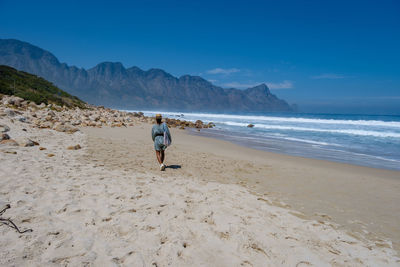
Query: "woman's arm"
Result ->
[[166, 124, 172, 143], [151, 126, 156, 141]]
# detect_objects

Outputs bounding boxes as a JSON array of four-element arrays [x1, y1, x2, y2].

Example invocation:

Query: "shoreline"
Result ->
[[187, 127, 400, 171], [83, 124, 400, 254], [138, 110, 400, 171]]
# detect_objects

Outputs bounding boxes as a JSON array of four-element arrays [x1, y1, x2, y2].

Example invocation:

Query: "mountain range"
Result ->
[[0, 39, 293, 112]]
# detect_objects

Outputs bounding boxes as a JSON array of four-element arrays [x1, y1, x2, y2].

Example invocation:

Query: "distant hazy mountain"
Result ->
[[0, 39, 293, 112]]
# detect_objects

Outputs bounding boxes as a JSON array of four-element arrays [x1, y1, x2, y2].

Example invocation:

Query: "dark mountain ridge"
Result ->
[[0, 39, 293, 112]]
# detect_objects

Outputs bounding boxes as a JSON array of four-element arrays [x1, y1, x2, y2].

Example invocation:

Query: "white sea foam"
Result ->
[[136, 111, 400, 128], [222, 121, 400, 138], [280, 137, 339, 146]]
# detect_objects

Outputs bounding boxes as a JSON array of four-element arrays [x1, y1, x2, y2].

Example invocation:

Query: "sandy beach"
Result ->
[[1, 109, 400, 265], [84, 124, 400, 251]]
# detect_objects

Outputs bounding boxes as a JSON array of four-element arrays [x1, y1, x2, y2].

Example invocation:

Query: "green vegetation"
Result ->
[[0, 65, 85, 108]]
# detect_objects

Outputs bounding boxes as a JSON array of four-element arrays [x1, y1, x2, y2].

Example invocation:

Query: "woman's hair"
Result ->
[[156, 118, 162, 124]]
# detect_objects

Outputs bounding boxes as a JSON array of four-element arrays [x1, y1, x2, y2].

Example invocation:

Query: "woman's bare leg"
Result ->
[[155, 151, 162, 164], [160, 150, 165, 163]]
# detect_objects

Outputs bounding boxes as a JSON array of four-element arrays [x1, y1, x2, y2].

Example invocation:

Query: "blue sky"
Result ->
[[1, 0, 399, 114]]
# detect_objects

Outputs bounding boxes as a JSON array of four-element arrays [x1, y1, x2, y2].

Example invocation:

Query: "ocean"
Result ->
[[129, 110, 400, 171]]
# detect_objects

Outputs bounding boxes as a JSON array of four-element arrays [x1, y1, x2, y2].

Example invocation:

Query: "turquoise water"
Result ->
[[130, 110, 400, 171]]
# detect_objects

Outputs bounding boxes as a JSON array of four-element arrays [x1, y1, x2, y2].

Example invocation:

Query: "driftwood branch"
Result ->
[[0, 204, 33, 234], [0, 204, 10, 216]]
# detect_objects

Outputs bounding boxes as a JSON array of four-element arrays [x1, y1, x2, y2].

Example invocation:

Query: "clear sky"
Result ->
[[1, 0, 399, 114]]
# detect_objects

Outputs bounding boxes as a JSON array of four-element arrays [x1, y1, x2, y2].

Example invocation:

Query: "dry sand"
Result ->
[[1, 117, 399, 266]]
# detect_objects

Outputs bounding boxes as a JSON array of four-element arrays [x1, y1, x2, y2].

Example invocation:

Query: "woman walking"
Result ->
[[151, 114, 172, 171]]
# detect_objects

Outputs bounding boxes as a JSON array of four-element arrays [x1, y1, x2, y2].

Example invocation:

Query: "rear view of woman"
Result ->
[[151, 114, 172, 171]]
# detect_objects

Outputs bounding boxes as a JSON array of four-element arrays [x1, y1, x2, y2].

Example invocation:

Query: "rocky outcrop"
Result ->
[[0, 95, 215, 130]]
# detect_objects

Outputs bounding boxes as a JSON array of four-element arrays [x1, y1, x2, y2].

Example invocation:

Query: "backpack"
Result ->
[[163, 123, 171, 147]]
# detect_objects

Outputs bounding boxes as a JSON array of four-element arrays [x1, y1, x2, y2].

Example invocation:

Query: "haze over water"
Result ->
[[137, 111, 400, 171]]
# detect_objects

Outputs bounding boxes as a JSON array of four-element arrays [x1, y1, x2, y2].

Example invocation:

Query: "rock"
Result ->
[[89, 115, 100, 121], [39, 121, 53, 129], [111, 122, 124, 127], [1, 150, 17, 154], [38, 103, 46, 108], [15, 137, 37, 147], [5, 109, 16, 117], [67, 144, 81, 150], [247, 124, 255, 128], [28, 102, 38, 108], [0, 124, 10, 133], [195, 120, 204, 126], [17, 116, 27, 122], [3, 96, 23, 106], [47, 153, 55, 157], [13, 97, 23, 107], [39, 147, 47, 150], [71, 120, 82, 126], [0, 139, 19, 146], [0, 133, 10, 141], [52, 105, 62, 112], [53, 123, 79, 133]]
